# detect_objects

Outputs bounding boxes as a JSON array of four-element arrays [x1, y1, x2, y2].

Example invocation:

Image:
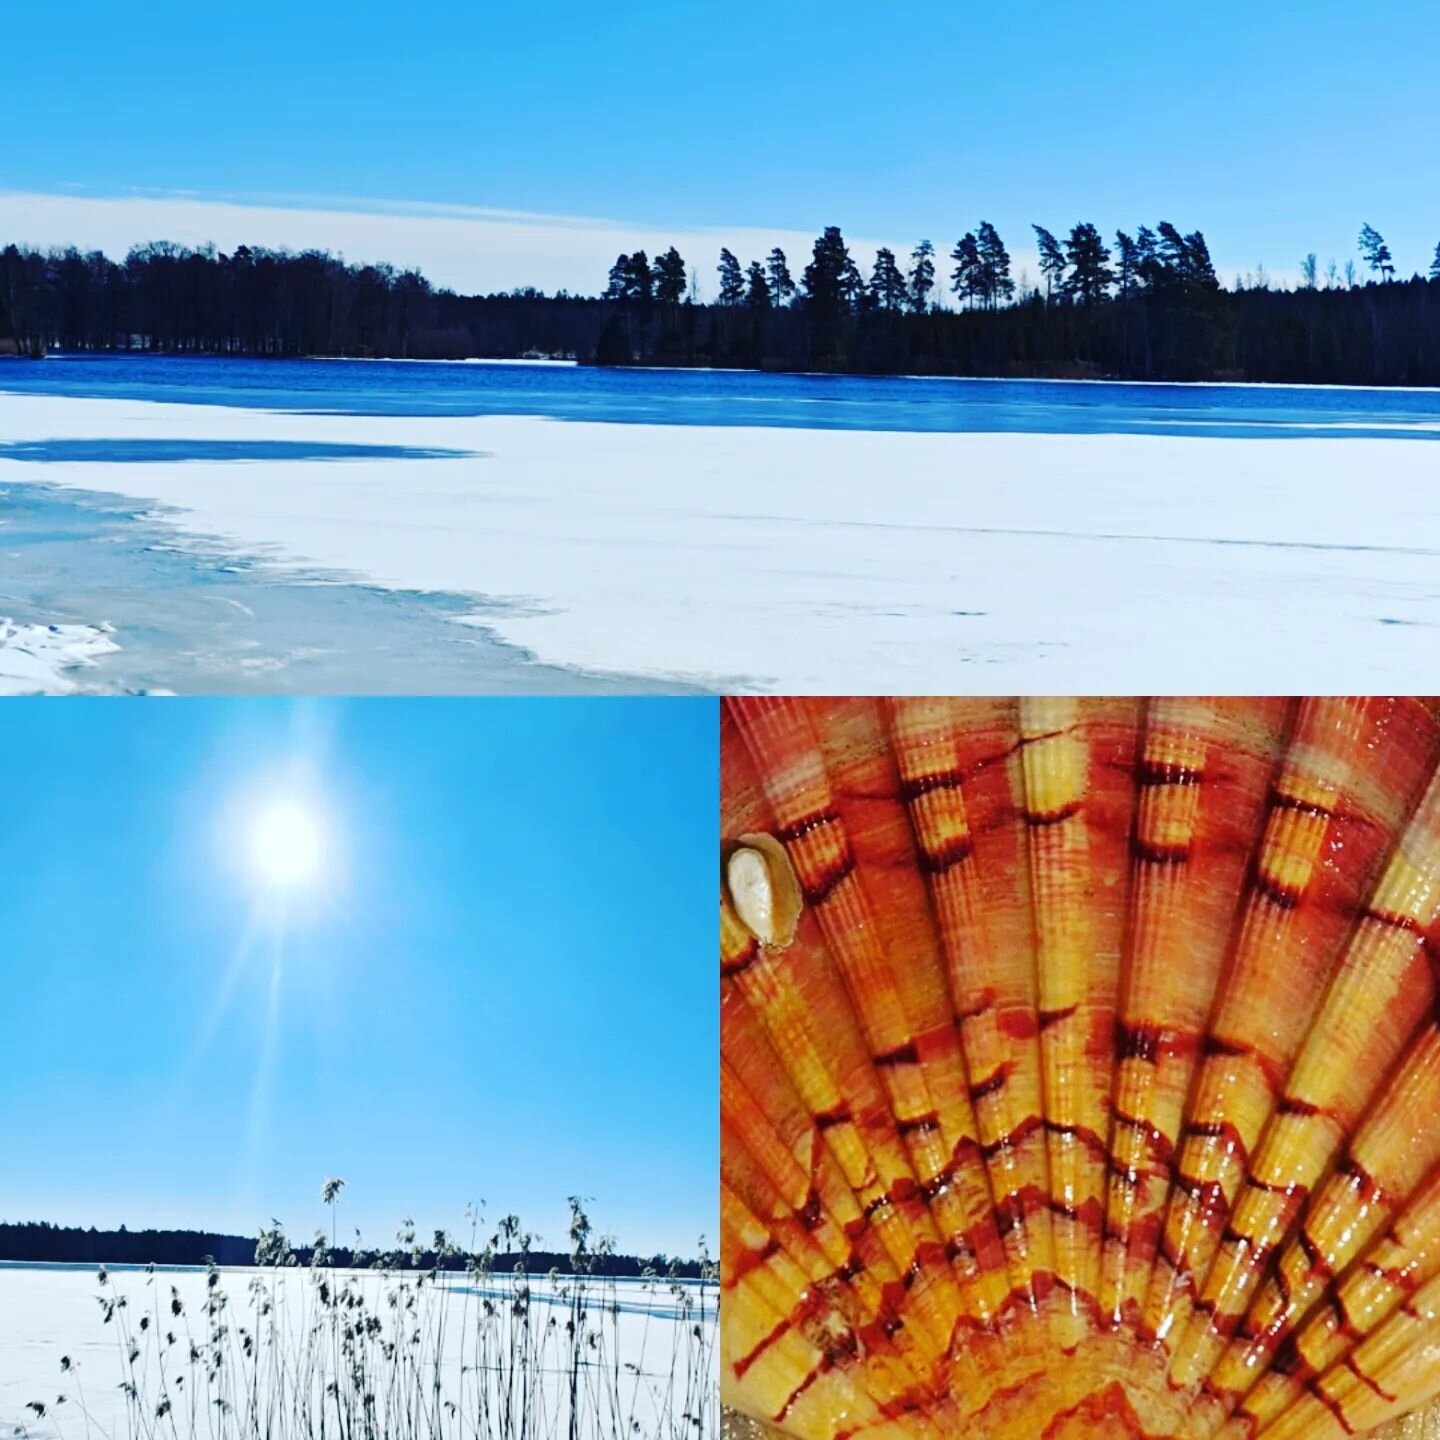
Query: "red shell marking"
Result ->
[[721, 697, 1440, 1440]]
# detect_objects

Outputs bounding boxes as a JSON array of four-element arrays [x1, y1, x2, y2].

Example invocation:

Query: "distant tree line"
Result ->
[[0, 1220, 706, 1279], [0, 241, 608, 362], [4, 220, 1440, 383], [595, 221, 1440, 384]]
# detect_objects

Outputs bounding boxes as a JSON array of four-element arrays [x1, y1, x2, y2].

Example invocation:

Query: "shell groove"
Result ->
[[720, 697, 1440, 1440]]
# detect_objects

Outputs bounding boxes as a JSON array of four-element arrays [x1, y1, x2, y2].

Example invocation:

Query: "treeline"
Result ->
[[596, 222, 1440, 384], [0, 1220, 706, 1279], [0, 241, 608, 361], [4, 219, 1440, 384]]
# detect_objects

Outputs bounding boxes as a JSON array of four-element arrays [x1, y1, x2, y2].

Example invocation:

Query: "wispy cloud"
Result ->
[[1, 186, 1308, 298], [0, 187, 917, 298]]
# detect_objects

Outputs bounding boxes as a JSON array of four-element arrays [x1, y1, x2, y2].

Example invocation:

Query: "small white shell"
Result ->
[[725, 833, 802, 949]]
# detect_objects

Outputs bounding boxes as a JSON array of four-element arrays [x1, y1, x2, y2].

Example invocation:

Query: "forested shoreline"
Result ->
[[0, 1220, 707, 1277], [4, 219, 1440, 384]]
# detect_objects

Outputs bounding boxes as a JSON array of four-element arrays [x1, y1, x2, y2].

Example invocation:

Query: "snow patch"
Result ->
[[0, 1263, 714, 1440], [5, 390, 1440, 691], [0, 618, 119, 695]]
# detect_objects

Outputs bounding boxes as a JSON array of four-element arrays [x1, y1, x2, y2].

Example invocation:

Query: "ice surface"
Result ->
[[4, 390, 1440, 691], [0, 618, 120, 695], [0, 1262, 715, 1440], [0, 472, 689, 695]]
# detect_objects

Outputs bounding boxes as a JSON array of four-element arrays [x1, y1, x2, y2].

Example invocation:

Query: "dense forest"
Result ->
[[0, 1220, 706, 1279], [3, 219, 1439, 384]]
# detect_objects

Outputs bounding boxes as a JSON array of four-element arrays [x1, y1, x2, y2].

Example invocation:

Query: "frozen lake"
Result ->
[[3, 356, 1439, 692], [0, 1261, 717, 1440], [8, 354, 1440, 435]]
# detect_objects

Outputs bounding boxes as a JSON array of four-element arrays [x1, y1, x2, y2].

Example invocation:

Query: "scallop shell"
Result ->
[[720, 697, 1440, 1440]]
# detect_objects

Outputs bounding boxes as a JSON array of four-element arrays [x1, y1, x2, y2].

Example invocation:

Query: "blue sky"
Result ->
[[0, 698, 717, 1260], [4, 0, 1437, 293]]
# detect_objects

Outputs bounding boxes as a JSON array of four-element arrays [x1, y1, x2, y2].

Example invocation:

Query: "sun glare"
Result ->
[[247, 797, 325, 891]]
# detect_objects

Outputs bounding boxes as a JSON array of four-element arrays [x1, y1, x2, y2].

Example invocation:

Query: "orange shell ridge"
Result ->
[[720, 697, 1440, 1440]]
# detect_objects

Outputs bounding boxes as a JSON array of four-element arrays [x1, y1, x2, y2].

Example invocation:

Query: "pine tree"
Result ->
[[950, 232, 982, 308], [653, 247, 688, 305], [1062, 223, 1113, 305], [604, 252, 654, 305], [1032, 225, 1066, 304], [1184, 231, 1219, 289], [907, 240, 935, 313], [1155, 222, 1191, 281], [975, 222, 1013, 308], [717, 248, 746, 306], [869, 247, 907, 311], [604, 253, 633, 302], [765, 248, 795, 307], [802, 227, 859, 364], [601, 252, 653, 305], [801, 228, 839, 303], [802, 228, 859, 312], [1359, 223, 1395, 281], [1300, 253, 1318, 289], [628, 251, 653, 304], [1114, 231, 1140, 298], [1134, 226, 1160, 289], [746, 260, 771, 310], [1431, 243, 1440, 282]]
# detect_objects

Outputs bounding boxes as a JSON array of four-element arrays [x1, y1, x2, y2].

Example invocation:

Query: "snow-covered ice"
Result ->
[[0, 618, 120, 695], [0, 1262, 715, 1440], [4, 389, 1440, 692]]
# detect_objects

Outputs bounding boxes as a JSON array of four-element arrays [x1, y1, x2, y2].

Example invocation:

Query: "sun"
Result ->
[[246, 796, 325, 891]]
